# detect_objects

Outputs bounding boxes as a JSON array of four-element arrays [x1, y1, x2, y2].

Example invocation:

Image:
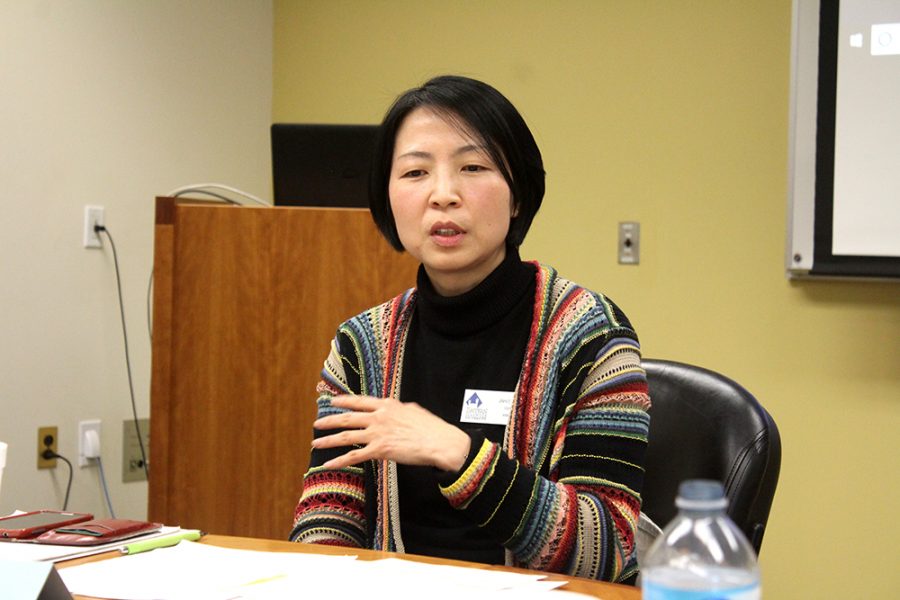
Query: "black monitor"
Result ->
[[271, 123, 378, 208]]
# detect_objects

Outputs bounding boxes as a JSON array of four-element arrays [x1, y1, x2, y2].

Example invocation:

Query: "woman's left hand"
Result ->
[[311, 395, 471, 472]]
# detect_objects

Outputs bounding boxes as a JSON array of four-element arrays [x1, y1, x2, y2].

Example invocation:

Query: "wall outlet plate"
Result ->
[[83, 205, 104, 248], [37, 426, 58, 469], [122, 418, 150, 483]]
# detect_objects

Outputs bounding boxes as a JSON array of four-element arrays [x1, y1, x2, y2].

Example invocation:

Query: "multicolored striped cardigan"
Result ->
[[292, 263, 651, 583]]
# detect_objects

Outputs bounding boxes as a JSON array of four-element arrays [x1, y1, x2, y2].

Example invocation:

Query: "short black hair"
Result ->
[[369, 75, 545, 251]]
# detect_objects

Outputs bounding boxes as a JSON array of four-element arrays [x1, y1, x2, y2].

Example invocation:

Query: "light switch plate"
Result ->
[[618, 222, 640, 265]]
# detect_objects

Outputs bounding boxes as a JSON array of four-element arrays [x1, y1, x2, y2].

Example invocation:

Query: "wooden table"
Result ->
[[61, 534, 640, 599]]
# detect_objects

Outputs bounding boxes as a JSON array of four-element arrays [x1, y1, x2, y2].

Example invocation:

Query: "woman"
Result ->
[[291, 75, 651, 584]]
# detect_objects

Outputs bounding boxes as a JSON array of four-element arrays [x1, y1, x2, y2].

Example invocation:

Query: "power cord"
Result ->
[[95, 224, 150, 480], [94, 456, 117, 518], [168, 183, 270, 207], [143, 183, 271, 339], [127, 185, 268, 472], [147, 270, 154, 341], [40, 440, 73, 511]]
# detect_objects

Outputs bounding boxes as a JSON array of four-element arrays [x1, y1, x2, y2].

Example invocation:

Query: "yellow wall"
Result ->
[[273, 1, 900, 596]]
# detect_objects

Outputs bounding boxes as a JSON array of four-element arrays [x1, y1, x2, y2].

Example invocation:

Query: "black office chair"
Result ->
[[640, 359, 781, 554]]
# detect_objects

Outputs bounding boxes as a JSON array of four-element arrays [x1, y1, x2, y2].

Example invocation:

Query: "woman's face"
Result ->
[[388, 107, 513, 297]]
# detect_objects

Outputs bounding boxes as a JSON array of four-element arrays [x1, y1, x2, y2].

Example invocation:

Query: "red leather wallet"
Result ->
[[33, 518, 162, 546]]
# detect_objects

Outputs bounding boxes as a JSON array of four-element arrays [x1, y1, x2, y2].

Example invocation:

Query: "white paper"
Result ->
[[60, 541, 357, 600], [57, 542, 577, 600]]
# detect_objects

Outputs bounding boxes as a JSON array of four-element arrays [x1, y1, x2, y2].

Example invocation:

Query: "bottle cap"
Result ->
[[675, 479, 728, 510]]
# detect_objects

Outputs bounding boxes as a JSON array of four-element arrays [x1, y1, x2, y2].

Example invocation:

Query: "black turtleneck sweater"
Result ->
[[396, 248, 536, 565]]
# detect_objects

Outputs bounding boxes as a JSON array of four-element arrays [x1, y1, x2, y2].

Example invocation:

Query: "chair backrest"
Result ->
[[641, 359, 781, 553]]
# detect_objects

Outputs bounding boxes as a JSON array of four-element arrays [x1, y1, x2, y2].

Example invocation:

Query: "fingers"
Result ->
[[314, 395, 386, 430], [321, 447, 368, 470], [313, 430, 382, 469], [310, 395, 466, 470], [311, 426, 374, 451], [311, 395, 392, 468], [314, 410, 368, 431], [331, 394, 385, 411]]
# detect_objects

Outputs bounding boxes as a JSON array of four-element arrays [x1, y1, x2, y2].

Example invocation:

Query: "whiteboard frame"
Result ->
[[786, 0, 819, 278]]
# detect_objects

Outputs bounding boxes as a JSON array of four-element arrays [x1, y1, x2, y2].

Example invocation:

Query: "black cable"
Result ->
[[43, 450, 73, 511], [96, 225, 150, 479]]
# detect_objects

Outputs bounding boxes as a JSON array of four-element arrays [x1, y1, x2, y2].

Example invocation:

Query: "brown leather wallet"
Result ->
[[33, 518, 162, 546]]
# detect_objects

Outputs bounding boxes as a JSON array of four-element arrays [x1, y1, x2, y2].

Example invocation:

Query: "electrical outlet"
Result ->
[[83, 205, 104, 248], [37, 426, 58, 469], [122, 418, 150, 483], [78, 419, 102, 467]]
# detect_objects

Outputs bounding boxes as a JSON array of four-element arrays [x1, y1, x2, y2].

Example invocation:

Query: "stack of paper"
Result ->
[[58, 542, 595, 600]]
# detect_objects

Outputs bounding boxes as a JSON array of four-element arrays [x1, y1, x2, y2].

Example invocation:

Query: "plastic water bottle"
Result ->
[[641, 479, 761, 599]]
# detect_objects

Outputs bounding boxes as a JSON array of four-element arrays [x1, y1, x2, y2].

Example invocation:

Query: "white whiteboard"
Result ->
[[787, 0, 900, 279]]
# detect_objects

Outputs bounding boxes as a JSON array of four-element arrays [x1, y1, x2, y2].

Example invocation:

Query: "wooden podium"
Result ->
[[148, 197, 418, 540]]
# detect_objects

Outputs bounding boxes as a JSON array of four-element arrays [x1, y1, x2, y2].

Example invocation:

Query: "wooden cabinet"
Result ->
[[148, 197, 418, 539]]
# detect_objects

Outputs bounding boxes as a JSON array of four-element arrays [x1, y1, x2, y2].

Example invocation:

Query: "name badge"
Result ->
[[460, 389, 514, 426]]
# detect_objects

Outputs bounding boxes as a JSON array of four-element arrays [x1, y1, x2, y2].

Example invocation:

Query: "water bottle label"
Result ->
[[643, 581, 760, 600]]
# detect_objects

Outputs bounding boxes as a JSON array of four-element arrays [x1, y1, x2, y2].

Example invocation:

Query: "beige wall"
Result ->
[[273, 1, 899, 597], [0, 1, 272, 519]]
